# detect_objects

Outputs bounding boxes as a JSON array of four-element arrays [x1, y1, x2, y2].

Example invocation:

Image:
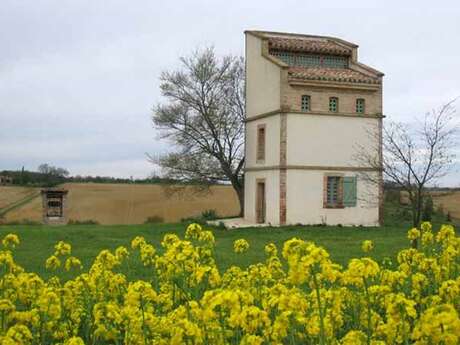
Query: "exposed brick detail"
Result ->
[[281, 84, 382, 115], [322, 175, 328, 208], [279, 113, 287, 224], [279, 168, 287, 224]]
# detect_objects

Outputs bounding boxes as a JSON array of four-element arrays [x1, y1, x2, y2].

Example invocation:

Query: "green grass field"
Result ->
[[0, 200, 452, 281], [0, 222, 419, 281]]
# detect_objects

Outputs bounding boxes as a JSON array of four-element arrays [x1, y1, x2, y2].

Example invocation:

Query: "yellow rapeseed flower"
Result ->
[[2, 234, 19, 249], [45, 255, 61, 270], [361, 240, 374, 253], [233, 239, 250, 254], [408, 228, 421, 241]]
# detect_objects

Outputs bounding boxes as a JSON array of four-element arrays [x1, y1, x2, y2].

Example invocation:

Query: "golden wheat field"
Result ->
[[0, 183, 239, 224], [432, 191, 460, 220], [0, 186, 39, 209]]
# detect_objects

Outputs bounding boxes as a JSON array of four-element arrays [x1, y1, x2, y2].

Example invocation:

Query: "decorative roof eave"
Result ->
[[288, 78, 381, 91], [245, 30, 358, 48], [268, 38, 352, 56]]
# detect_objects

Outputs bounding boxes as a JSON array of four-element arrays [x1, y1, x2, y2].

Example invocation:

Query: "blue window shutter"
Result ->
[[343, 176, 357, 207]]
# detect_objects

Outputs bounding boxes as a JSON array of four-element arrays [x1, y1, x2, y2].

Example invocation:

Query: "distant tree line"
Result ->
[[1, 165, 178, 188]]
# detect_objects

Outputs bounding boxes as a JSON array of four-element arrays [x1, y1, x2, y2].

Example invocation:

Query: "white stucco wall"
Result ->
[[244, 170, 280, 225], [245, 115, 281, 167], [245, 33, 281, 117], [286, 114, 380, 166], [286, 170, 379, 226]]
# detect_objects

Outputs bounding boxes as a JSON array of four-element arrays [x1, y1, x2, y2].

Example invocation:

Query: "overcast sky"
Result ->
[[1, 1, 459, 185]]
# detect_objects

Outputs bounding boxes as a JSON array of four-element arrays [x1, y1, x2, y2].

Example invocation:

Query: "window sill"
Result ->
[[323, 204, 344, 209]]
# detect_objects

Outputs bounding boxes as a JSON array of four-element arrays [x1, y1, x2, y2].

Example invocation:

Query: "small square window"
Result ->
[[301, 95, 310, 112], [356, 99, 365, 114], [329, 97, 338, 112]]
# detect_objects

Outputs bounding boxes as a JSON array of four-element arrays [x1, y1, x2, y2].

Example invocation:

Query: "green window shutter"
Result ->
[[343, 176, 357, 207]]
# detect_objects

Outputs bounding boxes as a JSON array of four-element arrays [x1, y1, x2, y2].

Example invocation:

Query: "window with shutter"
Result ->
[[256, 125, 266, 162], [343, 176, 357, 207], [325, 176, 343, 207]]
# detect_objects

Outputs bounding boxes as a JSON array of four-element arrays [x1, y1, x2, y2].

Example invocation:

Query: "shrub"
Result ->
[[422, 195, 434, 221], [67, 219, 99, 225], [0, 222, 458, 344], [201, 209, 218, 220], [180, 209, 219, 224], [144, 215, 164, 224]]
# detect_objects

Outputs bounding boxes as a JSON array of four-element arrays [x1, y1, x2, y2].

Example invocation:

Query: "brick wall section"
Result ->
[[281, 82, 382, 115], [279, 113, 287, 224]]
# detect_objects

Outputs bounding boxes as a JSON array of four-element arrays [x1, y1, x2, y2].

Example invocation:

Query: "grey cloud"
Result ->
[[1, 0, 459, 183]]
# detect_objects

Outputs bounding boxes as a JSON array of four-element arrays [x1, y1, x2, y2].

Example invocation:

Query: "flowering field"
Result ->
[[0, 222, 459, 344]]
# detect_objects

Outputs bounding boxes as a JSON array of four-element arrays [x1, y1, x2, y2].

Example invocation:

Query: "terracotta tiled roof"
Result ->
[[268, 37, 352, 56], [288, 67, 380, 84]]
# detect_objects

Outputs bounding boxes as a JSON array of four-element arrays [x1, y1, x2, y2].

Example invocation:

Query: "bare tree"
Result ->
[[151, 47, 245, 216], [358, 100, 458, 229], [38, 163, 69, 187]]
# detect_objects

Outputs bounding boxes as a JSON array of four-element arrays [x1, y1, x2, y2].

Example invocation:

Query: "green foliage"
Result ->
[[0, 169, 177, 187], [384, 189, 400, 203], [144, 215, 164, 224], [201, 209, 218, 220], [67, 219, 99, 225], [422, 195, 434, 221], [180, 209, 219, 225]]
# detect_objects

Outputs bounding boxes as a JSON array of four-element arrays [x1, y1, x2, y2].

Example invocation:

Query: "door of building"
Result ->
[[256, 181, 266, 223]]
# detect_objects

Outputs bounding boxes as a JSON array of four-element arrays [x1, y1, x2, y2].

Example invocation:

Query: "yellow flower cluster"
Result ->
[[45, 241, 82, 272], [361, 240, 374, 253], [233, 239, 249, 254], [0, 222, 458, 344]]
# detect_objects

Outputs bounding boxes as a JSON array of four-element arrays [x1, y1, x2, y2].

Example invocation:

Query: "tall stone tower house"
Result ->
[[244, 30, 383, 226]]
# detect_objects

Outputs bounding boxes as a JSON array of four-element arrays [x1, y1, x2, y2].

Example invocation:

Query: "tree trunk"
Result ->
[[415, 188, 423, 227], [230, 178, 244, 217], [412, 201, 417, 228]]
